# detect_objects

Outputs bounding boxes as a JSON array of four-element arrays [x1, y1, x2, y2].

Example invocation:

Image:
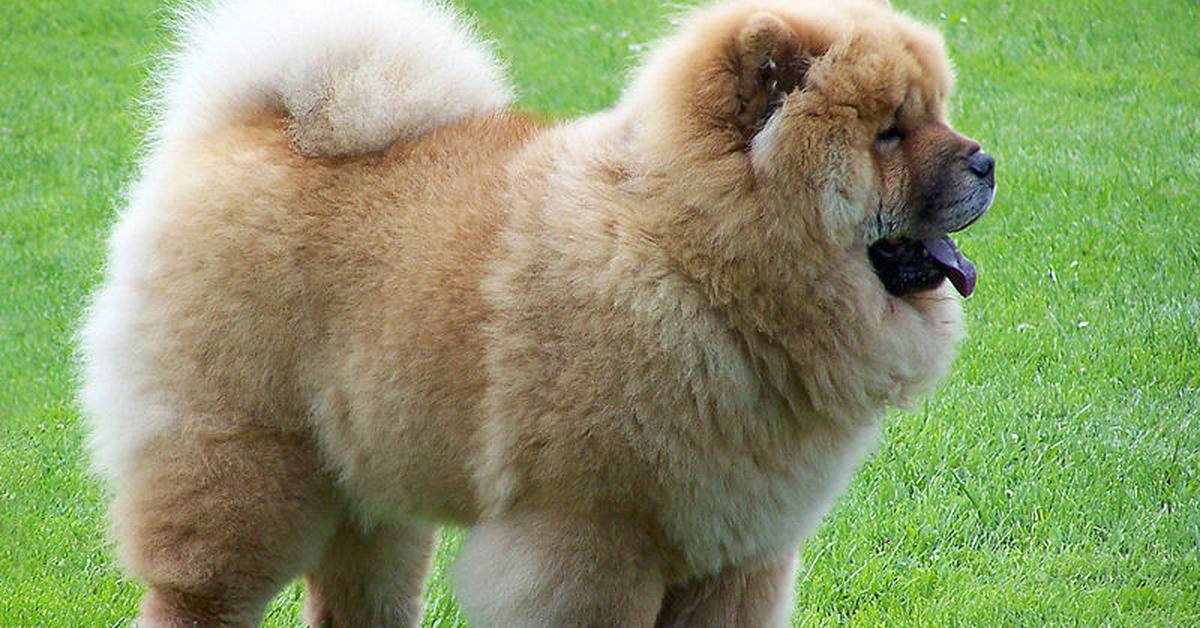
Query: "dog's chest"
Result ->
[[658, 417, 878, 576]]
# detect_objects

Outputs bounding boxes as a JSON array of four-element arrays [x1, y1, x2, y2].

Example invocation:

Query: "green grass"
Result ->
[[1, 0, 1197, 625]]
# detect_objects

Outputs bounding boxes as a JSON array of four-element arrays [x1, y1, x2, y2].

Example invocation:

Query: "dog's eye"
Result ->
[[876, 125, 904, 145]]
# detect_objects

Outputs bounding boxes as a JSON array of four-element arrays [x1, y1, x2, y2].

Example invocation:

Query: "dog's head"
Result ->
[[626, 0, 994, 299]]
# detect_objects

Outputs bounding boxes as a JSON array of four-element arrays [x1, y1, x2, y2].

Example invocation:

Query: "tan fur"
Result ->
[[84, 1, 990, 625]]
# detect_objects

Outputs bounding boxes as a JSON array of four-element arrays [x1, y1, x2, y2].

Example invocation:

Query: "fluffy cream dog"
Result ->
[[80, 0, 995, 625]]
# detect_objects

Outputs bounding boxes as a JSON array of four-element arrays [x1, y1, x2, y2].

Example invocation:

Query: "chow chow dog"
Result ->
[[80, 0, 994, 624]]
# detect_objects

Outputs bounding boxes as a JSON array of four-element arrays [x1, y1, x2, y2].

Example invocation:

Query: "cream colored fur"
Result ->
[[80, 0, 983, 625], [155, 0, 510, 154]]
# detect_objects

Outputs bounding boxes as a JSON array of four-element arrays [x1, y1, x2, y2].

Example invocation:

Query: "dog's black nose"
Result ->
[[968, 150, 995, 180]]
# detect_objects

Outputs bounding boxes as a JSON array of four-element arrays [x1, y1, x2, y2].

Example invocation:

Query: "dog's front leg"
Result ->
[[655, 549, 799, 628]]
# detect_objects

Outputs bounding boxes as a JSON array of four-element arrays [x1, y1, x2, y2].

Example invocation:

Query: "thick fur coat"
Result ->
[[80, 0, 993, 625]]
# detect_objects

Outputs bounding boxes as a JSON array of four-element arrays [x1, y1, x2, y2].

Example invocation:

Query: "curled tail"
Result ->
[[156, 0, 512, 156]]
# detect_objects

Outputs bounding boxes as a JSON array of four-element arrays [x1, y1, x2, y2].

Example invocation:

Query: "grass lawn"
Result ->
[[2, 0, 1197, 625]]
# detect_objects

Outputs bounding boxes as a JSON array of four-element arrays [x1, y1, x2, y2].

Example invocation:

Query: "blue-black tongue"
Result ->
[[922, 236, 976, 297]]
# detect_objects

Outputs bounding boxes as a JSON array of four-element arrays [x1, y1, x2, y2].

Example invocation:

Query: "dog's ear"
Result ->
[[729, 13, 811, 140]]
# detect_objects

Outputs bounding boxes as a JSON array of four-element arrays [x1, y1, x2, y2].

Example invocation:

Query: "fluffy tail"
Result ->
[[155, 0, 512, 156]]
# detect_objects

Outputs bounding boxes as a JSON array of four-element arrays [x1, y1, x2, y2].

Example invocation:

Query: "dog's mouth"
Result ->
[[868, 235, 976, 298]]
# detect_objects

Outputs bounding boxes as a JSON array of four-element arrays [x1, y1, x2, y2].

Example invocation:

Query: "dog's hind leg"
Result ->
[[302, 520, 437, 627], [113, 422, 338, 627]]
